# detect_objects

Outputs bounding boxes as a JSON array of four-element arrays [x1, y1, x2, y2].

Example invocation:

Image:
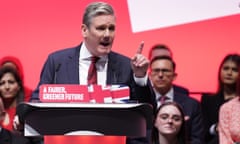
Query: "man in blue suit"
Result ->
[[137, 56, 204, 144], [29, 2, 150, 144], [31, 2, 149, 102]]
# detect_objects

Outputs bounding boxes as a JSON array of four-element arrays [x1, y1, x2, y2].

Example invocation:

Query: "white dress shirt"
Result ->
[[79, 42, 147, 86], [154, 87, 174, 108], [79, 43, 108, 86]]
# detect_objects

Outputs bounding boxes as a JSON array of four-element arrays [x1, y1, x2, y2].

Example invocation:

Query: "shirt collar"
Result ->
[[154, 87, 174, 101], [80, 42, 92, 60]]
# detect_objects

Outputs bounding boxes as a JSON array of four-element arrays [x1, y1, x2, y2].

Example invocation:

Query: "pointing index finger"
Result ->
[[136, 41, 144, 54]]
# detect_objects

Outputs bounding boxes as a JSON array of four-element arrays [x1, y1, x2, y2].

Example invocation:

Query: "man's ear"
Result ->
[[81, 24, 88, 37], [173, 72, 178, 80]]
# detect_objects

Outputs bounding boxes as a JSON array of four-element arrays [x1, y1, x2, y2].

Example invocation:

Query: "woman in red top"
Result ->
[[0, 66, 24, 131]]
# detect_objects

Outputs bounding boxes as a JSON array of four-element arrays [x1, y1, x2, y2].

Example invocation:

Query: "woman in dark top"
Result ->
[[201, 53, 240, 144]]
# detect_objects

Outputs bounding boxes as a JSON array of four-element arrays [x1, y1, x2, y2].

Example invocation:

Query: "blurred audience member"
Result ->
[[0, 66, 44, 144], [0, 97, 30, 144], [0, 66, 24, 131], [201, 53, 240, 144], [218, 96, 240, 144], [0, 56, 32, 101], [148, 44, 189, 95], [152, 101, 188, 144], [218, 54, 240, 144], [148, 44, 173, 59], [138, 56, 204, 144]]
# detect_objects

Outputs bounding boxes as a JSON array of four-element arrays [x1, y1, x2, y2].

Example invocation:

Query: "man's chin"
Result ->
[[98, 49, 111, 56]]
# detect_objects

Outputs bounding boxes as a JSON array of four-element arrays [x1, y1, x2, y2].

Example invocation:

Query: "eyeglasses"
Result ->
[[158, 113, 182, 122], [151, 68, 173, 75]]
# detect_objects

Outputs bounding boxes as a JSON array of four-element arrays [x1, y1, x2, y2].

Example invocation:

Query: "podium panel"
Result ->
[[18, 103, 153, 137]]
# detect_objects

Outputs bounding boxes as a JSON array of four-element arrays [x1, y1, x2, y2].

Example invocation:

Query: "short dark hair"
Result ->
[[83, 2, 115, 27], [148, 44, 173, 59], [150, 55, 176, 71]]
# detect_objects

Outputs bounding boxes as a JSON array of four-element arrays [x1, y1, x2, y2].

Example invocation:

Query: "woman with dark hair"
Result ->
[[201, 53, 240, 144], [0, 56, 32, 101], [0, 66, 24, 131], [218, 62, 240, 144], [152, 101, 188, 144]]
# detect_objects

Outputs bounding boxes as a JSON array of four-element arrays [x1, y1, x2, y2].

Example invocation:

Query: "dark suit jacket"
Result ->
[[0, 128, 31, 144], [31, 44, 146, 102], [173, 84, 189, 95], [136, 82, 204, 144], [201, 93, 226, 144]]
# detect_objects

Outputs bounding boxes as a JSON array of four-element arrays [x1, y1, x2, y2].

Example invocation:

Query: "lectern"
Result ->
[[17, 102, 153, 137]]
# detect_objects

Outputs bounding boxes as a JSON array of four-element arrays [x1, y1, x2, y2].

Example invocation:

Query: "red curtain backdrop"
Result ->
[[1, 0, 240, 143]]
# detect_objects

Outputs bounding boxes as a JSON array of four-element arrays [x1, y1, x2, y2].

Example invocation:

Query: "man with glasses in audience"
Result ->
[[138, 56, 204, 144]]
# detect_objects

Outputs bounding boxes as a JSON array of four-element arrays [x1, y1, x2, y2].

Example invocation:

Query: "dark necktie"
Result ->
[[87, 56, 99, 85], [159, 96, 167, 104]]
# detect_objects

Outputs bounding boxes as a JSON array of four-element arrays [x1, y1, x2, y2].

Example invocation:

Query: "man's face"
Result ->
[[150, 59, 176, 93], [82, 14, 116, 56]]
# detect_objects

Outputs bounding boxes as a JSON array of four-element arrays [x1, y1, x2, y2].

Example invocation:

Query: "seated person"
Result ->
[[0, 67, 24, 131], [138, 56, 204, 144], [0, 56, 32, 101], [152, 101, 188, 144], [0, 97, 30, 144], [201, 53, 240, 144], [148, 44, 189, 95]]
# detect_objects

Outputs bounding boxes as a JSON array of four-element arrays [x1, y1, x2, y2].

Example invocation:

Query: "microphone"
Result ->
[[54, 64, 61, 84]]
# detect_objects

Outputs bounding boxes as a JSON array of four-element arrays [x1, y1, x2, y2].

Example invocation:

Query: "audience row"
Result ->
[[0, 1, 240, 144]]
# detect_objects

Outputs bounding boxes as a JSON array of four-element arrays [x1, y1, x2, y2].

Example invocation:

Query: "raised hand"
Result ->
[[131, 41, 149, 77]]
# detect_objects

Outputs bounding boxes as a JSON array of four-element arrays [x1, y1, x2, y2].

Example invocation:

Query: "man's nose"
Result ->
[[103, 29, 110, 37]]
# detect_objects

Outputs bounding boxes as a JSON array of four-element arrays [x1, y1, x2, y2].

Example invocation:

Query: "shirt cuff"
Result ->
[[133, 74, 148, 86], [209, 124, 217, 135]]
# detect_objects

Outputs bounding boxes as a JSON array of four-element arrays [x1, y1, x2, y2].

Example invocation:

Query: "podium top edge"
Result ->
[[22, 102, 152, 109]]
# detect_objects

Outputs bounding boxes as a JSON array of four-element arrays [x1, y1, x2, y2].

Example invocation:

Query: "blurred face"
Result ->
[[150, 49, 172, 60], [150, 59, 176, 93], [155, 105, 183, 136], [0, 73, 20, 99], [220, 60, 239, 85], [82, 14, 116, 56]]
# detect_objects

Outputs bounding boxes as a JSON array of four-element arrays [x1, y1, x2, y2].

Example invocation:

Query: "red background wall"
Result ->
[[1, 0, 240, 143]]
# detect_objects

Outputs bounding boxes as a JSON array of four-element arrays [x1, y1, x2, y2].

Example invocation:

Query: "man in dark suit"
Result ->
[[201, 93, 222, 144], [137, 56, 204, 144], [148, 44, 189, 95], [29, 2, 150, 144], [30, 2, 149, 101]]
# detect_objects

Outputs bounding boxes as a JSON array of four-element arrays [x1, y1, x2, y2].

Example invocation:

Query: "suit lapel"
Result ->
[[107, 52, 118, 84], [173, 91, 186, 105], [66, 45, 81, 84]]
